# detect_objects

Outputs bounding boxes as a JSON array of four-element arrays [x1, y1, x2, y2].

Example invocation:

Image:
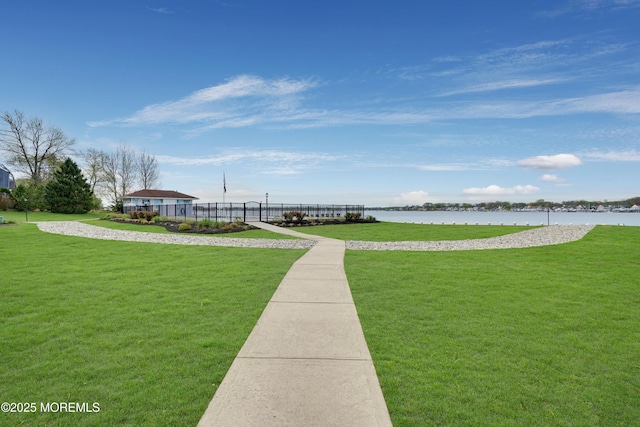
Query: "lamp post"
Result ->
[[265, 192, 269, 222], [24, 198, 28, 222]]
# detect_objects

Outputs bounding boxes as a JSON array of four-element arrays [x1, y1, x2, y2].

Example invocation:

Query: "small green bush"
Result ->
[[198, 218, 215, 228], [130, 211, 159, 221], [178, 223, 192, 231]]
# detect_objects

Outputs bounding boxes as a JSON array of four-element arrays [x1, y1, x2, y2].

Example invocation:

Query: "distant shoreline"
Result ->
[[366, 209, 640, 226]]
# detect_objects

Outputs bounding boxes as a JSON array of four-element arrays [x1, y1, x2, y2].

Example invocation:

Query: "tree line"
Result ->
[[0, 110, 160, 213]]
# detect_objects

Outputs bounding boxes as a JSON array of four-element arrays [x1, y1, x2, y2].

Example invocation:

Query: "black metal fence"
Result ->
[[123, 202, 365, 223]]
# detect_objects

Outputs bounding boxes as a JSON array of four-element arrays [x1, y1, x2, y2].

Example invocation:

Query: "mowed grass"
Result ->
[[1, 210, 105, 223], [295, 221, 535, 241], [0, 223, 305, 426], [346, 226, 640, 426]]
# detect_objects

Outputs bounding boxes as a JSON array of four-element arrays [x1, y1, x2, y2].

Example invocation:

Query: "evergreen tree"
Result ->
[[45, 158, 93, 214]]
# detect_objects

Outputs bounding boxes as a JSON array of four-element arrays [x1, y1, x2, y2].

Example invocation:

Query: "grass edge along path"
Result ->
[[346, 225, 640, 426], [0, 223, 306, 426], [290, 221, 536, 242]]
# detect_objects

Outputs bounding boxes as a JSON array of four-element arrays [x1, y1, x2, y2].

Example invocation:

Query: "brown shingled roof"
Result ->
[[122, 190, 198, 199]]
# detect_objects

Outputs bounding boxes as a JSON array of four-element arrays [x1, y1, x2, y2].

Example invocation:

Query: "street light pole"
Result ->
[[265, 192, 269, 222], [24, 198, 28, 222]]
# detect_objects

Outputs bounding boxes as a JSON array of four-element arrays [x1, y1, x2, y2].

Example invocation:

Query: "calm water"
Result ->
[[365, 210, 640, 226]]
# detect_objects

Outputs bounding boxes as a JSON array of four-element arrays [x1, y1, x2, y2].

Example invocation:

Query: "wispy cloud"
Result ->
[[583, 149, 640, 161], [147, 7, 174, 14], [539, 0, 640, 17], [463, 184, 540, 199], [417, 164, 473, 171], [88, 75, 318, 128], [156, 149, 342, 175], [437, 78, 567, 97], [517, 154, 583, 170], [88, 74, 640, 132]]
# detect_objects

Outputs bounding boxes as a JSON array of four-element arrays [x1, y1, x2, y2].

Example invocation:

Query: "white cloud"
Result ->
[[417, 164, 472, 171], [438, 78, 567, 97], [583, 149, 640, 161], [565, 88, 640, 114], [463, 184, 540, 198], [87, 75, 640, 132], [88, 75, 318, 127], [540, 174, 565, 183], [157, 150, 340, 166], [517, 154, 582, 170], [394, 190, 430, 204], [147, 7, 174, 14]]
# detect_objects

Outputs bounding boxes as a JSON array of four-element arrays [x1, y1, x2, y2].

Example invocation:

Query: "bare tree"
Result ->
[[0, 110, 75, 185], [79, 148, 106, 193], [101, 149, 120, 207], [137, 150, 160, 189], [117, 145, 136, 199], [99, 145, 138, 208], [81, 145, 160, 209]]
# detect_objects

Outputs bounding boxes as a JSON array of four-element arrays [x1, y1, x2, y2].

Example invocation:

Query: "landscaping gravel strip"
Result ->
[[36, 221, 595, 251], [35, 221, 316, 249], [345, 224, 596, 251]]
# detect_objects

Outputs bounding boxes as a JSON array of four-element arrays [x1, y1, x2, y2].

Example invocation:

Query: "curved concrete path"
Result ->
[[198, 222, 392, 426]]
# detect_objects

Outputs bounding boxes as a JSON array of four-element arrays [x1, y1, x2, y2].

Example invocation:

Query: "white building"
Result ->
[[122, 189, 198, 209]]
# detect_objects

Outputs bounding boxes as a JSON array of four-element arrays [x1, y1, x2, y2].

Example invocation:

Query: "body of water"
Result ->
[[365, 210, 640, 226]]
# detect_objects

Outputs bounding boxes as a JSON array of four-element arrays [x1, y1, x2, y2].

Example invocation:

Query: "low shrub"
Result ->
[[178, 223, 192, 231], [129, 211, 160, 221], [345, 212, 362, 222], [283, 211, 307, 224], [197, 218, 215, 228]]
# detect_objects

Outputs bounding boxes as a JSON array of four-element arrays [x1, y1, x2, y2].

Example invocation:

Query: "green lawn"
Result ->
[[293, 221, 535, 241], [1, 210, 105, 223], [0, 222, 306, 426], [3, 212, 638, 426], [346, 225, 640, 426]]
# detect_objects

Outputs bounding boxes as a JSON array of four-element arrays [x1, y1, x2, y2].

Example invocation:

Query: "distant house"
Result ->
[[122, 189, 198, 209], [0, 163, 16, 190]]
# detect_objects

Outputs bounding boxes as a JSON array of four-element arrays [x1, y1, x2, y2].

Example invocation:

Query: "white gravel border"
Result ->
[[35, 221, 316, 249], [35, 221, 595, 251], [345, 224, 595, 251]]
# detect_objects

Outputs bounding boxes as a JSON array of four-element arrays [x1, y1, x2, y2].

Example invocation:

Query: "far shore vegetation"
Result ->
[[370, 195, 640, 212]]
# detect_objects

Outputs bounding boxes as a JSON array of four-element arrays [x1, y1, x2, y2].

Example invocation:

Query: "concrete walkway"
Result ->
[[198, 222, 392, 426]]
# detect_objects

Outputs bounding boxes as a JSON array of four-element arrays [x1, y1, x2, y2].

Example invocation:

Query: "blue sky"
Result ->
[[2, 0, 640, 206]]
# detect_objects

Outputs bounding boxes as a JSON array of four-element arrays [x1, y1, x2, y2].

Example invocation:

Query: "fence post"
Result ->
[[195, 203, 198, 222]]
